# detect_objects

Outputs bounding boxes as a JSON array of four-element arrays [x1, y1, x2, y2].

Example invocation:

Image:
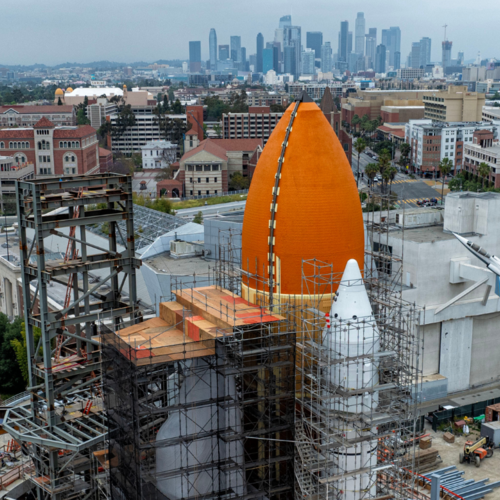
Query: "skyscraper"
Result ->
[[230, 36, 241, 62], [302, 48, 315, 75], [411, 42, 421, 68], [375, 44, 386, 73], [355, 13, 365, 55], [189, 41, 201, 72], [284, 46, 296, 76], [306, 32, 323, 58], [419, 37, 431, 68], [209, 29, 217, 69], [266, 42, 280, 71], [348, 32, 353, 56], [339, 21, 349, 62], [382, 27, 401, 67], [279, 15, 292, 29], [365, 28, 377, 67], [442, 40, 452, 69], [262, 48, 274, 73], [321, 42, 333, 72], [256, 33, 264, 72], [274, 29, 284, 63], [457, 51, 464, 65], [219, 45, 229, 61], [284, 26, 301, 79], [240, 47, 247, 71]]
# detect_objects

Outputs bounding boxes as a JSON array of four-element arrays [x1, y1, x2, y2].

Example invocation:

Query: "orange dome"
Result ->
[[55, 88, 64, 95], [65, 87, 74, 93], [241, 99, 364, 297]]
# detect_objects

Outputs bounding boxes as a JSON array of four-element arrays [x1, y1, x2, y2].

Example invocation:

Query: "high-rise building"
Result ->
[[279, 15, 292, 29], [339, 21, 349, 62], [355, 12, 365, 55], [301, 48, 315, 75], [457, 51, 465, 65], [442, 40, 453, 69], [284, 26, 301, 79], [410, 42, 421, 69], [256, 33, 264, 73], [348, 32, 353, 55], [306, 32, 323, 58], [284, 45, 296, 76], [189, 41, 201, 72], [274, 29, 284, 63], [394, 51, 401, 71], [419, 37, 432, 68], [365, 28, 377, 68], [321, 42, 333, 72], [262, 48, 274, 73], [209, 29, 217, 69], [240, 47, 247, 70], [349, 53, 360, 73], [219, 45, 229, 61], [230, 36, 241, 62], [375, 44, 386, 73], [382, 27, 401, 67], [266, 43, 280, 72]]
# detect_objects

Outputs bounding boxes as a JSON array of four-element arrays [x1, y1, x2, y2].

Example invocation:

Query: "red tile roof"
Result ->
[[0, 105, 74, 114], [182, 139, 228, 162], [0, 129, 34, 139], [210, 138, 263, 152], [34, 117, 55, 128], [99, 147, 112, 157], [53, 125, 97, 138], [186, 129, 198, 135]]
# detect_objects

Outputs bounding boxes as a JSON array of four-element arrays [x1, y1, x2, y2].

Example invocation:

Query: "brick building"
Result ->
[[0, 105, 76, 127], [175, 136, 262, 196], [464, 130, 500, 188], [0, 117, 99, 176], [222, 106, 283, 144]]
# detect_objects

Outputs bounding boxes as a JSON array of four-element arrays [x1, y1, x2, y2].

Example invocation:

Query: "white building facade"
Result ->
[[141, 140, 177, 169]]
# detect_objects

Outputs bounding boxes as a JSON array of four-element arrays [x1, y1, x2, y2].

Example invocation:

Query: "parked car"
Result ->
[[430, 198, 438, 205], [373, 176, 380, 182]]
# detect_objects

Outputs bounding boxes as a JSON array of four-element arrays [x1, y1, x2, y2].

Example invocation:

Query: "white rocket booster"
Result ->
[[322, 259, 379, 500], [454, 233, 500, 277]]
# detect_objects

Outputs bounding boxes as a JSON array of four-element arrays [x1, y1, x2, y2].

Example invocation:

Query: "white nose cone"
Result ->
[[329, 259, 374, 325]]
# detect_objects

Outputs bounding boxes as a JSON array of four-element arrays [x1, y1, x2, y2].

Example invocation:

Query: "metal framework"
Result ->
[[102, 227, 296, 500], [4, 173, 142, 499], [294, 193, 424, 500]]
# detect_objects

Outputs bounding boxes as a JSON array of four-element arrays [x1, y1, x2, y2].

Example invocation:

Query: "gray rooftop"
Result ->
[[144, 252, 211, 276]]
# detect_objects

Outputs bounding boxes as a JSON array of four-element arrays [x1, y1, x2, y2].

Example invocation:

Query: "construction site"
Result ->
[[4, 94, 499, 500]]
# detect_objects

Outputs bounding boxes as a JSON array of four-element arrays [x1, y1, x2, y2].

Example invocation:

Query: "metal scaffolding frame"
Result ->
[[294, 193, 424, 500], [4, 173, 142, 499], [102, 227, 296, 500]]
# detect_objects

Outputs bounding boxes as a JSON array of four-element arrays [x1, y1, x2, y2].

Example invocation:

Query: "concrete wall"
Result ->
[[440, 318, 473, 393], [204, 220, 242, 264], [422, 323, 440, 376], [470, 312, 500, 388]]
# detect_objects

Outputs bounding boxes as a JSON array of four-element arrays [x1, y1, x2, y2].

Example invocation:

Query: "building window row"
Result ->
[[8, 141, 29, 149], [38, 140, 50, 150], [59, 141, 80, 148], [36, 129, 50, 135], [189, 177, 218, 183], [186, 164, 220, 172], [39, 155, 51, 163]]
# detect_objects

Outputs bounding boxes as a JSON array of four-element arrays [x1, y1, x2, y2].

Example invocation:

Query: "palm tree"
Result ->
[[365, 163, 379, 188], [478, 162, 491, 189], [438, 158, 453, 203], [351, 114, 361, 134], [382, 166, 398, 193], [353, 138, 367, 187], [377, 151, 391, 193]]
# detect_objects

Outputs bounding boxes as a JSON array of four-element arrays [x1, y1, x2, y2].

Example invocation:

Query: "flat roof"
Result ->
[[390, 224, 454, 244], [144, 252, 210, 276]]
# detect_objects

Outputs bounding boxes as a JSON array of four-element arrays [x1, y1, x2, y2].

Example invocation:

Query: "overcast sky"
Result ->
[[2, 0, 499, 66]]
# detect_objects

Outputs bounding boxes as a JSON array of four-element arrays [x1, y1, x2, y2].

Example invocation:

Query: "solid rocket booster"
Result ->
[[453, 233, 500, 276], [322, 259, 379, 500]]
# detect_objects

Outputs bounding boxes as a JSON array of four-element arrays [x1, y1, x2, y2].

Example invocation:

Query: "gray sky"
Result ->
[[2, 0, 498, 66]]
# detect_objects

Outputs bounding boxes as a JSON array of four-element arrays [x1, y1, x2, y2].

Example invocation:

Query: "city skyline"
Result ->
[[1, 0, 498, 66]]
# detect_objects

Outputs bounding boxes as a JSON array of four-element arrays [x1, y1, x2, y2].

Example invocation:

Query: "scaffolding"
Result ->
[[4, 173, 142, 500], [102, 230, 296, 500], [294, 193, 424, 500]]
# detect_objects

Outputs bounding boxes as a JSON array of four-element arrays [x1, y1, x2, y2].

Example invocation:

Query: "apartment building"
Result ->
[[222, 106, 284, 144], [405, 119, 500, 175], [0, 105, 76, 127], [0, 117, 99, 176], [398, 68, 425, 80], [464, 130, 500, 188], [86, 98, 118, 129], [423, 85, 486, 122], [246, 91, 289, 107], [288, 82, 344, 100], [482, 106, 500, 123], [0, 157, 35, 213]]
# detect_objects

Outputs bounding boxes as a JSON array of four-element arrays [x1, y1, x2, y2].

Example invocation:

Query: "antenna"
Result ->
[[442, 24, 448, 41]]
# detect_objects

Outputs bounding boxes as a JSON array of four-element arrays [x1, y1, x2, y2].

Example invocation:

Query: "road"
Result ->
[[352, 151, 444, 208]]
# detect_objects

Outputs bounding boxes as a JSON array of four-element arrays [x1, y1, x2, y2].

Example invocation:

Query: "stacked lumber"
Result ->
[[402, 448, 441, 474]]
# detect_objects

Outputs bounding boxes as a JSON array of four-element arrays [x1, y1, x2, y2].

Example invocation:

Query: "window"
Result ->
[[212, 165, 219, 171], [196, 165, 202, 171], [65, 156, 69, 162], [189, 177, 193, 183], [206, 177, 209, 183], [187, 165, 194, 171], [214, 190, 218, 194], [197, 178, 201, 183], [204, 165, 210, 171], [206, 190, 209, 195], [214, 178, 218, 183], [0, 142, 3, 148], [198, 190, 201, 195]]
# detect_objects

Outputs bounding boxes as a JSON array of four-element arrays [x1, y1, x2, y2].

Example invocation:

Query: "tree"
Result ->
[[270, 103, 286, 112], [377, 151, 392, 193], [193, 211, 204, 224], [229, 172, 250, 191], [76, 108, 90, 125], [113, 104, 136, 139], [155, 167, 173, 182], [400, 143, 411, 162], [351, 114, 360, 134], [171, 99, 183, 114], [438, 157, 453, 202], [478, 162, 491, 189], [131, 153, 142, 169], [382, 166, 398, 192], [10, 323, 43, 384], [0, 315, 26, 395], [57, 97, 63, 105], [364, 163, 379, 187], [353, 138, 367, 186], [213, 123, 222, 138]]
